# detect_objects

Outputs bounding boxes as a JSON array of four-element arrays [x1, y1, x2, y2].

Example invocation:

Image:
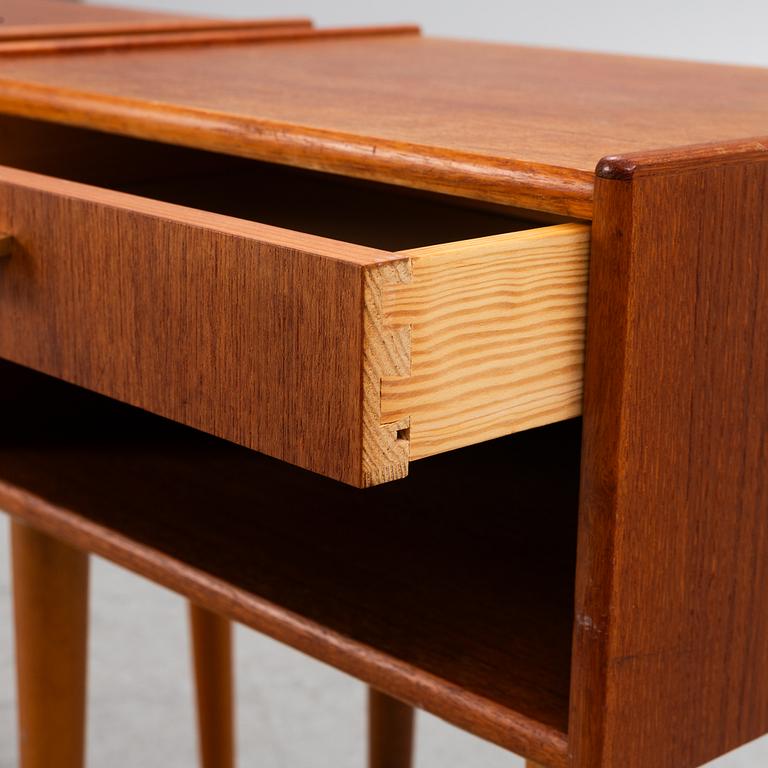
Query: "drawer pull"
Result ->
[[0, 234, 12, 258]]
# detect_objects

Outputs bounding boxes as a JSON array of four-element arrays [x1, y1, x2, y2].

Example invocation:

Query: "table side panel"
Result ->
[[571, 144, 768, 767]]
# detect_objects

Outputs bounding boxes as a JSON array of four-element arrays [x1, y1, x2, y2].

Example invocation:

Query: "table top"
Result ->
[[0, 29, 767, 216]]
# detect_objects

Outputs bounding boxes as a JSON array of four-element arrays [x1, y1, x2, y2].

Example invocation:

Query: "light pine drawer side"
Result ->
[[379, 224, 590, 459]]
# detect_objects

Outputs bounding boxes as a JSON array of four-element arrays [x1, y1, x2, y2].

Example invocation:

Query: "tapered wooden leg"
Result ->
[[189, 602, 235, 768], [368, 687, 414, 768], [11, 520, 89, 768]]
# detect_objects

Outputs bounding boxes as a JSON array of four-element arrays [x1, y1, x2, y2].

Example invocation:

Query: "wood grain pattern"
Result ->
[[0, 359, 579, 767], [1, 39, 768, 216], [382, 224, 589, 459], [0, 0, 309, 41], [189, 604, 235, 768], [0, 165, 406, 486], [11, 520, 89, 768], [368, 689, 414, 768], [0, 25, 418, 58], [570, 142, 768, 767], [0, 231, 11, 257]]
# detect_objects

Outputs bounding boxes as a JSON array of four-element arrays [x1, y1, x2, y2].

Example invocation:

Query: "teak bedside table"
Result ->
[[0, 2, 767, 767]]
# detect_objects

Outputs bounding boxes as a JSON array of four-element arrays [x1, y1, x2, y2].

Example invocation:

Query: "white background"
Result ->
[[94, 0, 768, 66], [1, 1, 767, 766]]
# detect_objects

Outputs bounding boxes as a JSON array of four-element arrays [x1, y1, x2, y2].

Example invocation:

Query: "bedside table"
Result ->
[[0, 4, 766, 767]]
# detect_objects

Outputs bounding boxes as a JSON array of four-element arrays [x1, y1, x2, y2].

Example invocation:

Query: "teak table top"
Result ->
[[0, 30, 767, 216]]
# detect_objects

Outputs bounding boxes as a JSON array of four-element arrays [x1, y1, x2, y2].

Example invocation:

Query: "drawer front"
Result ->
[[0, 167, 409, 487]]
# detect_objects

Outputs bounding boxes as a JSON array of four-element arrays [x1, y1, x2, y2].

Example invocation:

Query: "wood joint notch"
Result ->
[[361, 258, 412, 487], [379, 224, 591, 462]]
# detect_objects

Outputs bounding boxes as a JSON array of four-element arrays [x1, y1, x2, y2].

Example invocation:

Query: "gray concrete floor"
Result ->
[[0, 519, 766, 768]]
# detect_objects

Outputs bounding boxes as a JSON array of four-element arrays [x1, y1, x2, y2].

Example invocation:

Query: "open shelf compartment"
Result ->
[[0, 359, 580, 766]]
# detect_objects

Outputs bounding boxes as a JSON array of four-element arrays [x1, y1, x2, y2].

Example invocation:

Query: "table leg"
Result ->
[[189, 603, 235, 768], [11, 520, 89, 768], [368, 687, 414, 768]]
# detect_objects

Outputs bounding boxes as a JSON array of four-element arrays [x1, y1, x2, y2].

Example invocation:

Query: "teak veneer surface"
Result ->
[[1, 37, 768, 215], [571, 140, 768, 767], [0, 359, 579, 768]]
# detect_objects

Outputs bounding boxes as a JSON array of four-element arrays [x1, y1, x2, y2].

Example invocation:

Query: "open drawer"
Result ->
[[0, 121, 589, 486]]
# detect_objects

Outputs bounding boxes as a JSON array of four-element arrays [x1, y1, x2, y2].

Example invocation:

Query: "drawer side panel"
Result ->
[[381, 224, 590, 459]]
